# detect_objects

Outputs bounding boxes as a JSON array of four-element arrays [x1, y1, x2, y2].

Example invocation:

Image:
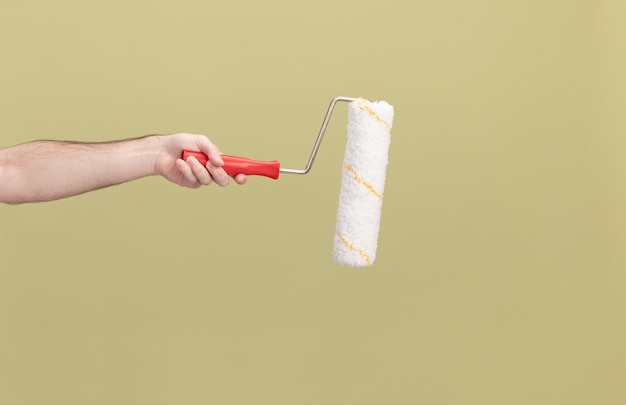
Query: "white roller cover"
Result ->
[[333, 98, 394, 267]]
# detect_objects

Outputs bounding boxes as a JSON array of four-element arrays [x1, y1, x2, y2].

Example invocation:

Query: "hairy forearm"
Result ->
[[0, 136, 159, 204]]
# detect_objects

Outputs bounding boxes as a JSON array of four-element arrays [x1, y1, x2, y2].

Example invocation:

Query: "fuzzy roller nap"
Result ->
[[181, 96, 393, 267], [333, 99, 394, 267]]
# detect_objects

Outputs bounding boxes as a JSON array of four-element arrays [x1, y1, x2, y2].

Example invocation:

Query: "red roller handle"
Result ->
[[182, 150, 281, 180]]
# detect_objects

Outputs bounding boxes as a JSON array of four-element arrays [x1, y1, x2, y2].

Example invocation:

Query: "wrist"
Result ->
[[143, 135, 163, 176], [151, 134, 180, 177]]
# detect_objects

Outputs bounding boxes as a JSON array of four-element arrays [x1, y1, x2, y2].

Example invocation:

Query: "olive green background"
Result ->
[[1, 1, 625, 404]]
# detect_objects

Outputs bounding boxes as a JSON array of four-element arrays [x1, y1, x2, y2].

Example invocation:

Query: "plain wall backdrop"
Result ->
[[1, 1, 625, 404]]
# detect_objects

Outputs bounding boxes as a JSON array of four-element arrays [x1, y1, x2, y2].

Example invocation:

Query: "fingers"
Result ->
[[190, 134, 229, 185], [206, 161, 230, 187], [195, 135, 224, 167], [182, 155, 233, 187], [174, 158, 202, 188], [175, 133, 247, 187], [187, 156, 214, 185], [234, 173, 247, 185]]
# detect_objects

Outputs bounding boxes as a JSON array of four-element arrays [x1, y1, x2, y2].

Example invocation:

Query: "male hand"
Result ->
[[155, 133, 247, 188]]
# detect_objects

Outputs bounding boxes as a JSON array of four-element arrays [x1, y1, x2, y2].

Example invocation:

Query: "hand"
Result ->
[[154, 133, 247, 188]]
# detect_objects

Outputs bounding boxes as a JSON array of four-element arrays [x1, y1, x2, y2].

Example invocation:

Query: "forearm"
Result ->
[[0, 136, 159, 204]]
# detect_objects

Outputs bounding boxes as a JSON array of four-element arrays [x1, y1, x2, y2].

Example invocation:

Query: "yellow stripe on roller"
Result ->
[[337, 231, 371, 266], [357, 102, 392, 132], [344, 164, 383, 199]]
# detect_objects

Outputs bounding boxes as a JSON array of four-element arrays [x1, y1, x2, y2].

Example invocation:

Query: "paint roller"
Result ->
[[183, 96, 394, 267]]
